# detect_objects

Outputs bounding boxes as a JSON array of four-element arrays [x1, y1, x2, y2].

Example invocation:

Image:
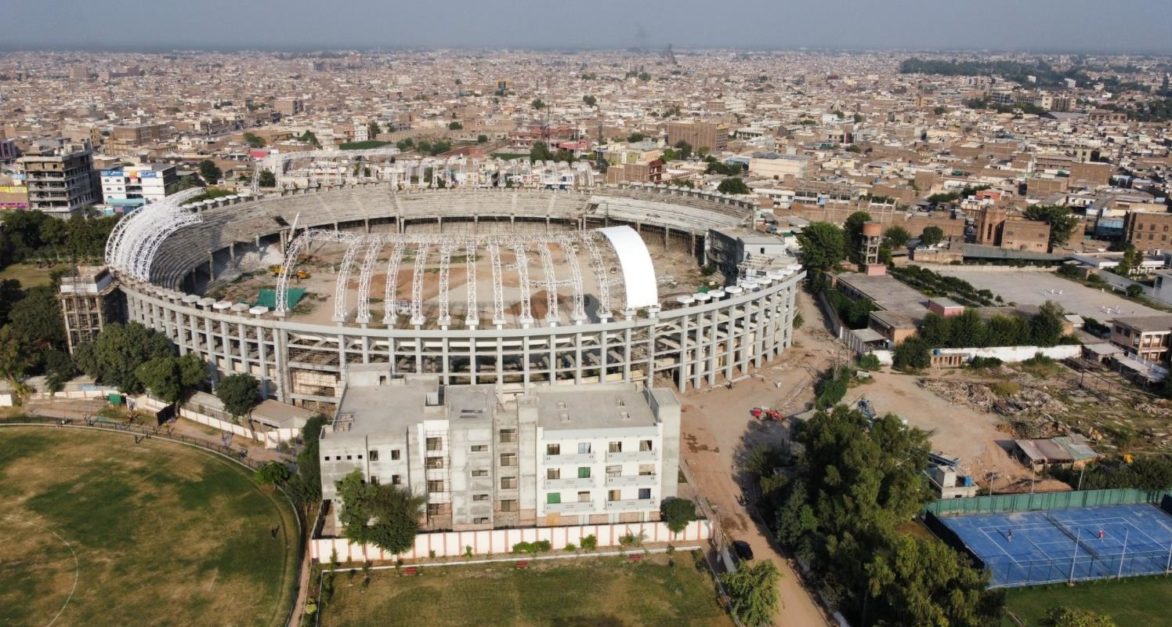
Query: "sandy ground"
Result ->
[[680, 290, 835, 627]]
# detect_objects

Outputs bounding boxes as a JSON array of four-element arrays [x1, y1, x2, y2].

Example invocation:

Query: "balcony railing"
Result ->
[[605, 474, 658, 488], [544, 501, 596, 514], [605, 450, 658, 463], [543, 477, 595, 490], [604, 498, 655, 512], [542, 452, 595, 465]]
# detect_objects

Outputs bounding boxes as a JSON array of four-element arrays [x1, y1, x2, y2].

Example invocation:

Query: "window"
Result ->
[[500, 499, 518, 512], [346, 455, 352, 460], [471, 469, 488, 477], [500, 476, 517, 489], [426, 437, 442, 451], [427, 480, 444, 493], [391, 449, 401, 461], [607, 489, 621, 502], [473, 517, 490, 525], [499, 428, 517, 443], [427, 503, 442, 516], [577, 491, 591, 503], [577, 442, 591, 455], [500, 453, 516, 467], [546, 443, 561, 456], [577, 467, 591, 479], [638, 464, 655, 476], [606, 465, 622, 477], [547, 468, 561, 480], [638, 488, 652, 500], [639, 440, 653, 452], [357, 454, 363, 460], [470, 444, 488, 453], [370, 476, 380, 485], [608, 441, 622, 453], [392, 474, 402, 485], [369, 449, 379, 462], [473, 494, 490, 502], [425, 456, 444, 469], [547, 492, 561, 505]]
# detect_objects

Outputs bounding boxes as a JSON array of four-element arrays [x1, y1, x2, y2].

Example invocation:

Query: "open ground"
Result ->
[[0, 426, 299, 627], [932, 267, 1164, 319], [320, 553, 730, 627]]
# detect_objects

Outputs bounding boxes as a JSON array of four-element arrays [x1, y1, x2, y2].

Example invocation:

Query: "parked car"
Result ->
[[732, 540, 754, 562]]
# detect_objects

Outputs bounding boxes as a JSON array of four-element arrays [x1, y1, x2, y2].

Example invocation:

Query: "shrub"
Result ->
[[967, 356, 1002, 369], [857, 353, 881, 371], [989, 380, 1020, 397], [814, 366, 851, 408], [661, 498, 698, 533], [581, 534, 597, 551]]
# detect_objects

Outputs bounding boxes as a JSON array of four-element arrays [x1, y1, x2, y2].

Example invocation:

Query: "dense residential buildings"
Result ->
[[16, 140, 99, 216], [319, 372, 681, 531]]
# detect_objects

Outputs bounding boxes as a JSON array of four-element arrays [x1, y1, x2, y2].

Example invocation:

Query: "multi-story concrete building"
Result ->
[[319, 372, 680, 531], [17, 141, 100, 217], [99, 164, 179, 211], [1123, 210, 1172, 252], [58, 266, 123, 354], [275, 97, 304, 117], [663, 121, 728, 154], [976, 206, 1051, 252], [1110, 315, 1172, 365]]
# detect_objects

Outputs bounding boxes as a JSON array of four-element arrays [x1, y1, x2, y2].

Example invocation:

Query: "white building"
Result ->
[[319, 371, 680, 532], [99, 164, 179, 211]]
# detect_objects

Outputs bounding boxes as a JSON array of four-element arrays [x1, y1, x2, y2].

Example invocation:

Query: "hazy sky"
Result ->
[[5, 0, 1171, 54]]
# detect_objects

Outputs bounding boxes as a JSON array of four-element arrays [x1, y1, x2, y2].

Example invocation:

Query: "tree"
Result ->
[[582, 94, 597, 107], [1024, 205, 1081, 249], [74, 323, 175, 393], [7, 286, 67, 367], [476, 134, 488, 143], [258, 169, 277, 188], [395, 137, 414, 152], [134, 353, 205, 404], [893, 337, 932, 371], [335, 470, 426, 554], [255, 461, 291, 486], [920, 225, 945, 247], [1040, 607, 1116, 627], [717, 177, 751, 195], [531, 98, 544, 110], [844, 211, 873, 264], [796, 222, 847, 273], [0, 326, 31, 383], [1028, 301, 1066, 347], [217, 373, 260, 420], [674, 140, 693, 160], [720, 561, 781, 627], [198, 160, 222, 185], [448, 121, 463, 130], [368, 121, 382, 138], [287, 414, 328, 507], [884, 226, 911, 249], [627, 132, 645, 143], [529, 141, 553, 162], [660, 498, 697, 533], [1116, 244, 1143, 277], [299, 130, 321, 148], [243, 132, 265, 149]]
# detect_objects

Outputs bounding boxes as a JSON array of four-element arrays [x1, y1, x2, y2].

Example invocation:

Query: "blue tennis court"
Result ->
[[936, 504, 1172, 587]]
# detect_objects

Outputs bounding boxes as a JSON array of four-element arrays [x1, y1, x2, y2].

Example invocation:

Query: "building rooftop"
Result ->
[[530, 384, 660, 431], [1113, 315, 1172, 332], [836, 272, 928, 319]]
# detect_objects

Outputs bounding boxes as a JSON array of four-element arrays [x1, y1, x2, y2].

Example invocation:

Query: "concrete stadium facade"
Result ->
[[116, 184, 803, 406]]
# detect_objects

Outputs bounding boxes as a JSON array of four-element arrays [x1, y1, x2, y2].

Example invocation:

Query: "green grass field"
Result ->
[[0, 427, 299, 627], [1004, 576, 1172, 626], [0, 263, 61, 288], [322, 553, 730, 627]]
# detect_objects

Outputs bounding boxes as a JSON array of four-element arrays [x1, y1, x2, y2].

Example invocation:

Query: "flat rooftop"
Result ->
[[531, 384, 659, 431], [332, 378, 497, 437], [836, 272, 929, 319]]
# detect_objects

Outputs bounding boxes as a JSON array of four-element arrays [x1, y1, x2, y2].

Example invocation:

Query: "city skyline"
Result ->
[[5, 0, 1172, 54]]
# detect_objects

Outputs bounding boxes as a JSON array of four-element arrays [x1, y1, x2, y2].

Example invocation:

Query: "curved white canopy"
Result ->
[[598, 225, 658, 309]]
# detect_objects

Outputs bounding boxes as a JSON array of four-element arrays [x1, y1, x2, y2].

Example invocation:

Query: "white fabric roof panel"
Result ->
[[598, 225, 658, 309]]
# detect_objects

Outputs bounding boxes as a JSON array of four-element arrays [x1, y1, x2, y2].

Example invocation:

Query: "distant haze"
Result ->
[[5, 0, 1171, 54]]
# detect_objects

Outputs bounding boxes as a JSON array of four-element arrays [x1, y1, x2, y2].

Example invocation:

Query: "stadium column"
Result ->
[[598, 327, 609, 384], [468, 335, 477, 385], [236, 320, 249, 376], [724, 306, 735, 382], [219, 318, 232, 372], [276, 330, 290, 403], [622, 324, 632, 382], [255, 325, 270, 398], [495, 335, 504, 388], [442, 335, 451, 385], [337, 332, 347, 386], [738, 300, 751, 374], [547, 332, 556, 384], [706, 307, 718, 387], [522, 334, 531, 387], [753, 294, 766, 368], [677, 313, 689, 393], [574, 331, 582, 385]]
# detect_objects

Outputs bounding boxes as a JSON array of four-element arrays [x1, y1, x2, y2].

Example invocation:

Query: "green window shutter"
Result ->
[[547, 492, 561, 505]]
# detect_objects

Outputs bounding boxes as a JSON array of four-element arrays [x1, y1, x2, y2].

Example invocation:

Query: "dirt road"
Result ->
[[679, 290, 836, 627]]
